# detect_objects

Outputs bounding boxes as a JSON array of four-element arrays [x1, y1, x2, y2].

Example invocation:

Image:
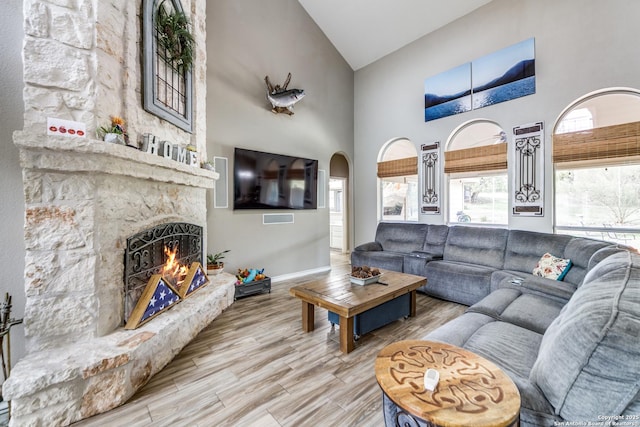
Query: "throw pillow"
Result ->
[[532, 252, 572, 281]]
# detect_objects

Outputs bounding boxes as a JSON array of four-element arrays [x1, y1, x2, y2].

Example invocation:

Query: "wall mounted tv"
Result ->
[[233, 147, 318, 210]]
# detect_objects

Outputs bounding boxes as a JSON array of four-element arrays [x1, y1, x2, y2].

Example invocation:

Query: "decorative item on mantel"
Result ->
[[97, 115, 129, 146], [141, 133, 200, 167], [235, 268, 271, 300], [265, 73, 305, 115], [207, 250, 230, 275], [202, 158, 216, 171]]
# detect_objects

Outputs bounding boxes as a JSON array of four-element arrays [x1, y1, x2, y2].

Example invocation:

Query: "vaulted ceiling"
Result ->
[[297, 0, 493, 70]]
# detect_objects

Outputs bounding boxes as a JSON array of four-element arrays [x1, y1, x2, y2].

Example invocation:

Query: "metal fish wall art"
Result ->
[[265, 73, 305, 115]]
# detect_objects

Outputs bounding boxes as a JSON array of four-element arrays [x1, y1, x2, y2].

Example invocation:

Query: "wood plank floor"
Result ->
[[75, 253, 466, 427]]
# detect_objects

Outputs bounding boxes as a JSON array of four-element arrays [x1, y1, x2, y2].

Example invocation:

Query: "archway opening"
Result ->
[[330, 153, 350, 253]]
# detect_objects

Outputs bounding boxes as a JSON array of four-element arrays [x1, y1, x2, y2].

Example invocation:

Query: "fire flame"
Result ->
[[162, 246, 189, 288]]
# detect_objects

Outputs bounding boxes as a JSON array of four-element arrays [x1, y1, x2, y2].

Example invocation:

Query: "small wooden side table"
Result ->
[[375, 340, 521, 427]]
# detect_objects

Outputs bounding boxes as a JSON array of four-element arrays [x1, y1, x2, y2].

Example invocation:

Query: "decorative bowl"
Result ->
[[350, 274, 381, 286]]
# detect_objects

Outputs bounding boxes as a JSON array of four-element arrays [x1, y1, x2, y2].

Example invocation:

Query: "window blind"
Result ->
[[553, 121, 640, 165], [377, 157, 418, 178], [444, 143, 507, 174]]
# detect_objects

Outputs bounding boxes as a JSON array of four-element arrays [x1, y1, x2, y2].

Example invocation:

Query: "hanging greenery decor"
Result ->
[[156, 0, 194, 71]]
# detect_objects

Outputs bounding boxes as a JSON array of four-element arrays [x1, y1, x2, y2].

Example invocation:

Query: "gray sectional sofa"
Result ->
[[353, 222, 640, 426]]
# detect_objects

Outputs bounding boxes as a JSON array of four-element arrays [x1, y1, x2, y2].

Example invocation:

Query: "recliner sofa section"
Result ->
[[419, 250, 640, 426], [353, 222, 619, 306], [351, 222, 430, 272]]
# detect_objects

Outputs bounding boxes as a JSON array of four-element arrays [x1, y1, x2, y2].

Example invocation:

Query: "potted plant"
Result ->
[[202, 158, 215, 171], [207, 250, 230, 275], [97, 116, 128, 145]]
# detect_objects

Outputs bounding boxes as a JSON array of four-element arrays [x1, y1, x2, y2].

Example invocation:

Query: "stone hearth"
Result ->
[[3, 134, 235, 426]]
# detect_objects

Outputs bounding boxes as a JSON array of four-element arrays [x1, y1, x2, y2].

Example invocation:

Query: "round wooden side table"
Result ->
[[375, 340, 521, 427]]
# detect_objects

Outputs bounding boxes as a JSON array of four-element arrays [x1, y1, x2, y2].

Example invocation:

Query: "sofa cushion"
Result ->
[[424, 260, 495, 305], [587, 245, 626, 273], [423, 224, 449, 256], [465, 321, 542, 381], [504, 230, 571, 275], [532, 252, 572, 281], [563, 237, 614, 285], [375, 222, 428, 253], [500, 293, 565, 335], [466, 287, 523, 319], [462, 322, 557, 423], [423, 312, 494, 348], [530, 251, 640, 420], [443, 226, 508, 269], [466, 288, 565, 335], [491, 270, 576, 303]]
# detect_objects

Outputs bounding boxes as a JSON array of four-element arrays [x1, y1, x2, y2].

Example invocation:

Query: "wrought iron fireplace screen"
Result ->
[[123, 222, 203, 322]]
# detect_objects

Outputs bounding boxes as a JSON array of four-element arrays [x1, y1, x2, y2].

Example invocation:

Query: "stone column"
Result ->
[[19, 0, 207, 353]]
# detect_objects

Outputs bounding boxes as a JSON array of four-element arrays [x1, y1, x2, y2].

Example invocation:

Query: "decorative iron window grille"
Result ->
[[512, 122, 544, 216], [142, 0, 193, 132], [421, 142, 440, 214]]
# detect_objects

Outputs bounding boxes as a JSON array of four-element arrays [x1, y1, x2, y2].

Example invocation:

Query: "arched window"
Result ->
[[445, 120, 508, 225], [555, 108, 593, 134], [554, 88, 640, 250], [377, 139, 418, 221]]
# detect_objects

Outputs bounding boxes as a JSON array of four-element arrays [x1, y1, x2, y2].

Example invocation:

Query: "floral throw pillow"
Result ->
[[533, 253, 572, 281]]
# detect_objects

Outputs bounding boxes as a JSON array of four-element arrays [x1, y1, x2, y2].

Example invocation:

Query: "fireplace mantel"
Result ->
[[14, 131, 219, 188]]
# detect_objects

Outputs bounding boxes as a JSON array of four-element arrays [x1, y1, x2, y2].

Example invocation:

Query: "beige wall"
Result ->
[[205, 0, 354, 277], [353, 0, 640, 245]]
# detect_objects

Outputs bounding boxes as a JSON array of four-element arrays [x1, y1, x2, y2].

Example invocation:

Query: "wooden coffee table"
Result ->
[[289, 270, 426, 353], [375, 340, 521, 427]]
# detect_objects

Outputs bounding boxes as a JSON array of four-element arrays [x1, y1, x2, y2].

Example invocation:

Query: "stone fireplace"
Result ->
[[3, 134, 236, 426], [3, 1, 236, 425]]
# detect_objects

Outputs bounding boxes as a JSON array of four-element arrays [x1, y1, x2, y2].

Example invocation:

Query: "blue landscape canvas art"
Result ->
[[424, 38, 535, 122], [424, 63, 471, 122], [472, 38, 536, 109]]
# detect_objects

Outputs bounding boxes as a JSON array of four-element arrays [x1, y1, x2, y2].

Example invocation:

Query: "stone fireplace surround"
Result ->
[[3, 132, 236, 426]]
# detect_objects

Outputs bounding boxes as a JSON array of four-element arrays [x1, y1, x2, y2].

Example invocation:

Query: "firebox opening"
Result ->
[[124, 223, 203, 323]]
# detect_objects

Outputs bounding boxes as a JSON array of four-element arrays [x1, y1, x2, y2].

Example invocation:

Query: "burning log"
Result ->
[[162, 245, 189, 288]]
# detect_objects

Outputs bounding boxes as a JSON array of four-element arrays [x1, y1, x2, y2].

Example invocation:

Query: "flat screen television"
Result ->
[[233, 148, 318, 210]]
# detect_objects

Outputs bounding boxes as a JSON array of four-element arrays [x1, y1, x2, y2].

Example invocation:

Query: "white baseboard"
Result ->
[[271, 265, 331, 283]]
